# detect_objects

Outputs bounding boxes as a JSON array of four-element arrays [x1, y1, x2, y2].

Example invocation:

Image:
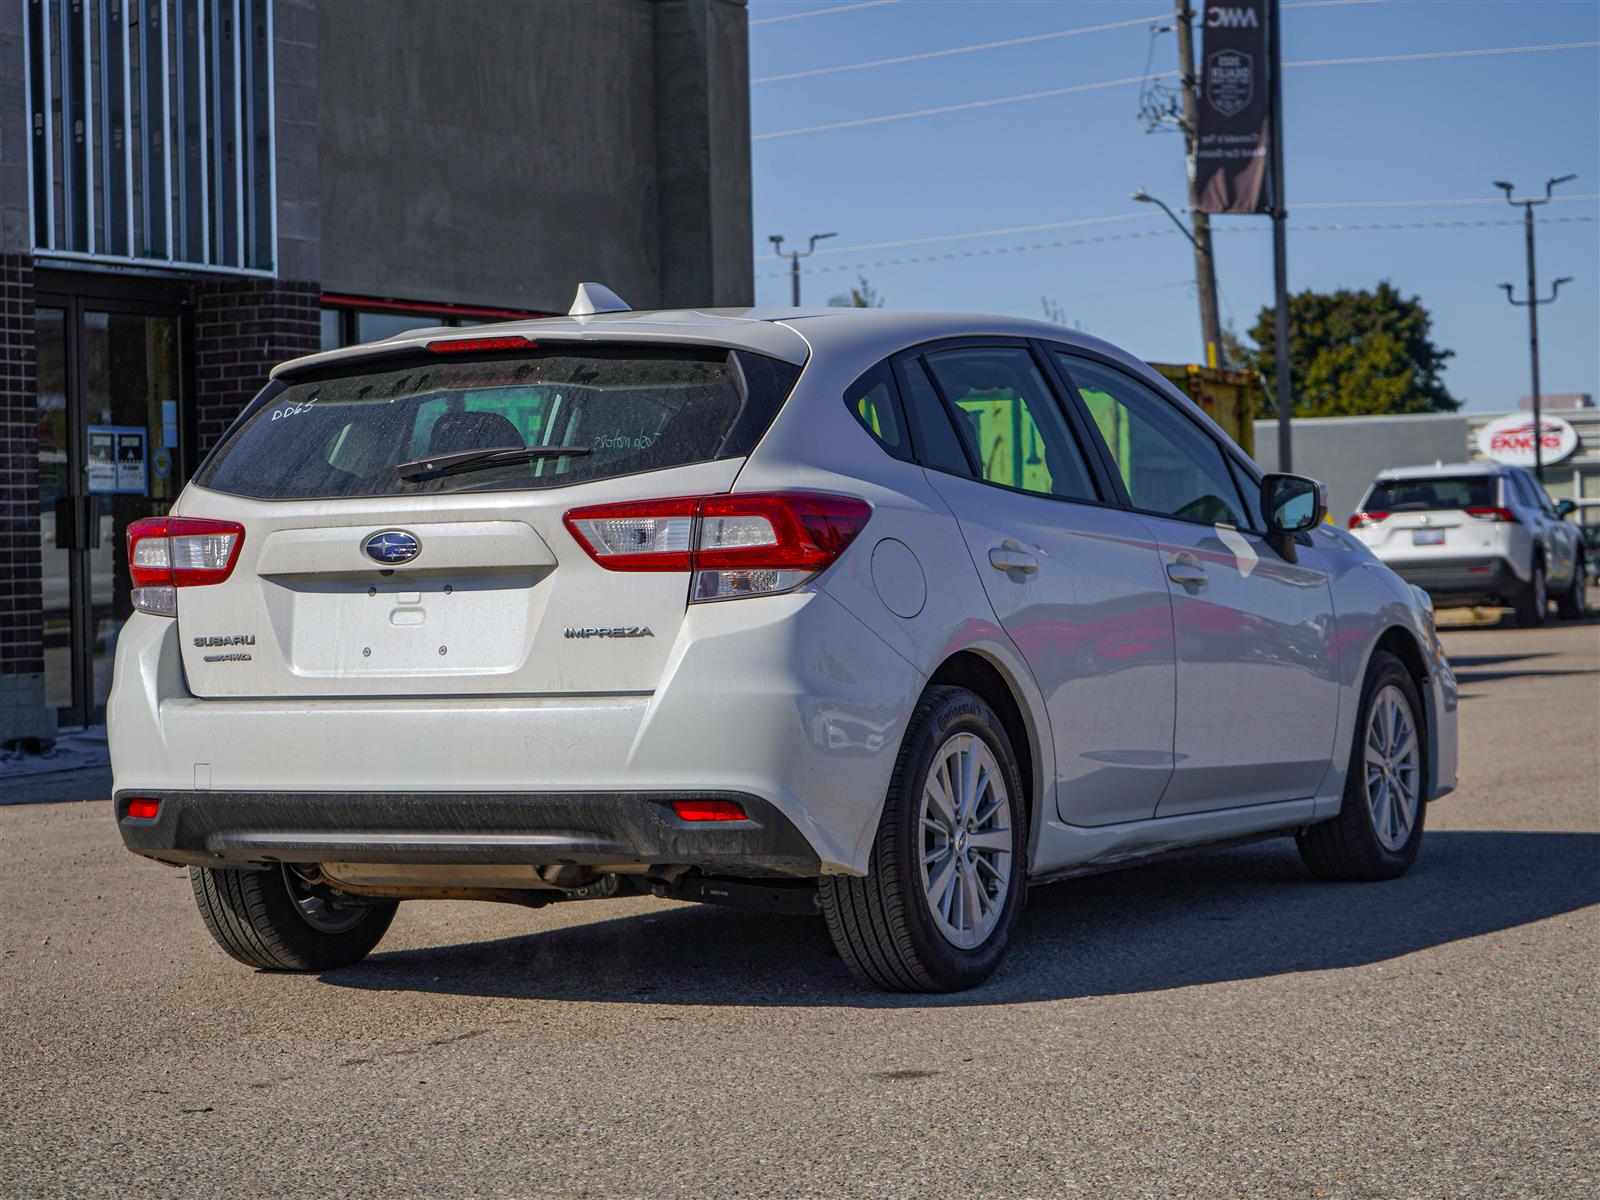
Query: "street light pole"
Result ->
[[768, 232, 838, 306], [1494, 174, 1576, 482]]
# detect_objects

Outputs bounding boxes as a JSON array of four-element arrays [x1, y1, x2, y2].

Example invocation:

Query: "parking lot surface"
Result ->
[[3, 616, 1596, 1198]]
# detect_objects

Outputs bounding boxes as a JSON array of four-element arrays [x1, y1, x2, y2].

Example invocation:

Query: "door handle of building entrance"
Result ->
[[52, 495, 102, 551], [989, 544, 1039, 575], [1166, 561, 1208, 588]]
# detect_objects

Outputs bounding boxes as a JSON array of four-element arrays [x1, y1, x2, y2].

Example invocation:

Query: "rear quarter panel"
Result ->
[[731, 338, 1059, 870]]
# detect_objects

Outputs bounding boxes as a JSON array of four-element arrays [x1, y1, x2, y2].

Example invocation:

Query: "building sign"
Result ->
[[85, 425, 148, 495], [1196, 2, 1272, 215], [1477, 413, 1581, 468]]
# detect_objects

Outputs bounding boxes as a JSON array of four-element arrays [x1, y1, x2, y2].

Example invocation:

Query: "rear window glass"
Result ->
[[1365, 475, 1496, 512], [195, 347, 798, 500]]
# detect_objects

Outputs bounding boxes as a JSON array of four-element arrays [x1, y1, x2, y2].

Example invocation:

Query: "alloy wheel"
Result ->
[[1364, 684, 1421, 852], [283, 866, 369, 934], [919, 733, 1013, 949]]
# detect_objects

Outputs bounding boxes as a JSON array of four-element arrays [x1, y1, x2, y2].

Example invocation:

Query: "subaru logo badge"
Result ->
[[364, 529, 421, 565]]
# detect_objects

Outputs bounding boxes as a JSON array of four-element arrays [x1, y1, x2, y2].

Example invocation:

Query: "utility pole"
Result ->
[[1267, 0, 1292, 471], [768, 232, 837, 306], [1495, 174, 1577, 482], [1174, 0, 1225, 368]]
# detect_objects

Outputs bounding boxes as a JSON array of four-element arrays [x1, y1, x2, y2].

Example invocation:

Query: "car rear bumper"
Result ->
[[108, 592, 924, 877], [1389, 556, 1522, 606], [114, 789, 822, 876]]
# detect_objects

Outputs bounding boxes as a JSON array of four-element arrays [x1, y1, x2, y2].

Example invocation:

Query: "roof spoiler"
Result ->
[[569, 282, 631, 317]]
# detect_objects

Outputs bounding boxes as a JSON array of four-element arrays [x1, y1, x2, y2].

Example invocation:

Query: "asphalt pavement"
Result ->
[[2, 614, 1595, 1198]]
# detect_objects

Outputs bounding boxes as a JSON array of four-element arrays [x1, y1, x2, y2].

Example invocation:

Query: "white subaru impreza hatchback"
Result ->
[[110, 291, 1457, 992]]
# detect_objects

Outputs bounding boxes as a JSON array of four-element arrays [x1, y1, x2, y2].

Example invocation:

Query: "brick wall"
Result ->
[[192, 279, 322, 455], [0, 251, 48, 742]]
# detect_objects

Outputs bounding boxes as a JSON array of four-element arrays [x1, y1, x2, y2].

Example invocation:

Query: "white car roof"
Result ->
[[270, 306, 1153, 382], [1374, 462, 1503, 480]]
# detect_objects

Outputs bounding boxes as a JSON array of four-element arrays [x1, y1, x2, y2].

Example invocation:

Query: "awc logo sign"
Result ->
[[1207, 5, 1261, 28]]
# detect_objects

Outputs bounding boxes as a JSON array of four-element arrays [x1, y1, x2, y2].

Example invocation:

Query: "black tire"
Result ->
[[1296, 651, 1427, 882], [190, 865, 397, 971], [820, 685, 1029, 992], [1556, 559, 1590, 620], [1514, 561, 1547, 628]]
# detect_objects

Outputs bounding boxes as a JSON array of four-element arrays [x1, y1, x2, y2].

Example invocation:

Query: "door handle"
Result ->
[[1166, 561, 1208, 588], [989, 545, 1039, 575]]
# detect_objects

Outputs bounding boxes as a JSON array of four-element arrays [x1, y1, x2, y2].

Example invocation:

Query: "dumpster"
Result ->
[[1150, 363, 1259, 457]]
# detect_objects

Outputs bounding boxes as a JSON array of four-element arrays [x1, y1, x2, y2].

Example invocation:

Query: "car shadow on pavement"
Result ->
[[321, 829, 1600, 1008]]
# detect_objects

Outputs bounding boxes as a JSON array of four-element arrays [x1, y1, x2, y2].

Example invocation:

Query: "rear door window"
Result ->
[[922, 346, 1100, 501], [1365, 476, 1496, 512], [195, 346, 799, 500]]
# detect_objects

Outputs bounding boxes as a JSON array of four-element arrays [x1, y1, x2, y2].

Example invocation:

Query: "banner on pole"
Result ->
[[1196, 1, 1271, 214]]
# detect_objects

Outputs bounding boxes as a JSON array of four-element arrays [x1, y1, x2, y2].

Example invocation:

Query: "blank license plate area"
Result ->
[[1412, 530, 1446, 546], [268, 576, 536, 678]]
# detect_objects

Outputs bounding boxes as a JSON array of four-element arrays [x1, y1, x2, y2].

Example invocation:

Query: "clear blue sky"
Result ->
[[747, 0, 1600, 412]]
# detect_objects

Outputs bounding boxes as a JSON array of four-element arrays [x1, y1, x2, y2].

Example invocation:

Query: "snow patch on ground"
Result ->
[[0, 726, 110, 781]]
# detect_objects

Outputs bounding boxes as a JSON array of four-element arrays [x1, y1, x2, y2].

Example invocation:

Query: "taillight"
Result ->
[[124, 798, 160, 820], [126, 517, 246, 616], [1465, 506, 1519, 523], [1349, 511, 1389, 529], [564, 491, 872, 601]]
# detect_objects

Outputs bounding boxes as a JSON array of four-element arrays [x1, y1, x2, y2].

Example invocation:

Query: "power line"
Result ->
[[755, 213, 1154, 262], [753, 40, 1600, 141], [752, 14, 1165, 85], [753, 195, 1600, 262], [754, 0, 1390, 86], [753, 216, 1597, 280], [754, 73, 1163, 141], [749, 1, 899, 27], [1297, 193, 1600, 210], [1290, 39, 1600, 69]]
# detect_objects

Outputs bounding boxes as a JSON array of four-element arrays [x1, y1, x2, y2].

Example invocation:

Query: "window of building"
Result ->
[[26, 0, 277, 272], [318, 304, 541, 351]]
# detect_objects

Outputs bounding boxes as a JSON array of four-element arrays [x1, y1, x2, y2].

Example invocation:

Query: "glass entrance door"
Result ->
[[37, 297, 183, 728]]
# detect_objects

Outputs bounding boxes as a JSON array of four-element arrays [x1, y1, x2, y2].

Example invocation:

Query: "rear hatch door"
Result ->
[[172, 340, 799, 698]]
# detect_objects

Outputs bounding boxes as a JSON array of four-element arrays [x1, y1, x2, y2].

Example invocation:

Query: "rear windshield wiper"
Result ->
[[394, 444, 591, 483]]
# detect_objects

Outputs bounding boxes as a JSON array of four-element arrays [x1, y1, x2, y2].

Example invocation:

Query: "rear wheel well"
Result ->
[[927, 652, 1035, 824]]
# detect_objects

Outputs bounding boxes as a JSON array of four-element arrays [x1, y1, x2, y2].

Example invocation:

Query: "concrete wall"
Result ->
[[317, 0, 752, 313], [1253, 413, 1470, 524]]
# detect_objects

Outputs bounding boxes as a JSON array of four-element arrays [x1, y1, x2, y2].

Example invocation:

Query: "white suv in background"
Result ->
[[1349, 462, 1588, 627], [110, 297, 1458, 992]]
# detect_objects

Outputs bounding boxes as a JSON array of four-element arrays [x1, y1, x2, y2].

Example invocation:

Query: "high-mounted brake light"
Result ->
[[126, 516, 245, 616], [563, 491, 872, 601], [1348, 511, 1389, 529], [1465, 506, 1519, 523], [425, 334, 537, 354]]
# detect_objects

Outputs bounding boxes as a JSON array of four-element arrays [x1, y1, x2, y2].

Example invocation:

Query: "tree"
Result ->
[[1241, 281, 1459, 417], [828, 276, 884, 308]]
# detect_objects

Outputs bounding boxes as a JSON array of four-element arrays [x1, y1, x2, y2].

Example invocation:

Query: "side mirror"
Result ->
[[1556, 499, 1577, 518], [1260, 473, 1326, 563]]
